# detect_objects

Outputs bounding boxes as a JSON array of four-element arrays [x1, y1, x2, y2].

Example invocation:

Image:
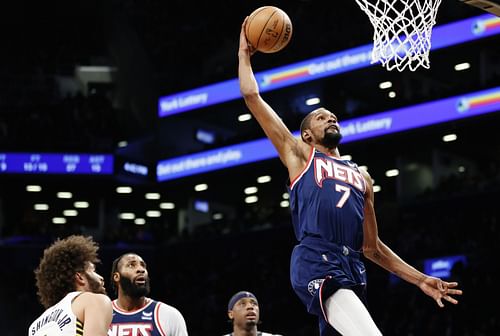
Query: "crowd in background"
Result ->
[[1, 58, 499, 335], [1, 167, 499, 335], [0, 71, 120, 152]]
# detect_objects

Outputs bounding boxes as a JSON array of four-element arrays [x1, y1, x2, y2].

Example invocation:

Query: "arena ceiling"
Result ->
[[0, 0, 499, 240]]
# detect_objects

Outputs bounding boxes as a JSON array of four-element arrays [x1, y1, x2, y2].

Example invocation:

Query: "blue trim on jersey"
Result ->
[[109, 300, 163, 336]]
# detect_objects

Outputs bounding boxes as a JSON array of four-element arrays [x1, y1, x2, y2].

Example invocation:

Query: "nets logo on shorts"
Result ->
[[307, 279, 324, 296]]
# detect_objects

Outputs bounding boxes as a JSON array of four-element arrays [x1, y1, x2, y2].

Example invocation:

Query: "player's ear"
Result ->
[[227, 311, 234, 320], [112, 272, 120, 283], [75, 272, 85, 286], [302, 130, 312, 143]]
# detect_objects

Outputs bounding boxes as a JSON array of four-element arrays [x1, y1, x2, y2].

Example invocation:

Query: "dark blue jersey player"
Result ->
[[238, 18, 462, 336], [108, 253, 188, 336]]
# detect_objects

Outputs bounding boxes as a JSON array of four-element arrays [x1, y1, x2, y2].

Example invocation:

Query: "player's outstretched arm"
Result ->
[[367, 238, 463, 307], [359, 169, 463, 307], [238, 18, 307, 170]]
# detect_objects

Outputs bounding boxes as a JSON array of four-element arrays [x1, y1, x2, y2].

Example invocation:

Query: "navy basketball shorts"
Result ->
[[290, 236, 368, 320]]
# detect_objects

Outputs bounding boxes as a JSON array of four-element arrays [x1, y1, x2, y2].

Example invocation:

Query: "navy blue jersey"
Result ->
[[287, 148, 369, 335], [109, 298, 188, 336], [288, 148, 366, 251]]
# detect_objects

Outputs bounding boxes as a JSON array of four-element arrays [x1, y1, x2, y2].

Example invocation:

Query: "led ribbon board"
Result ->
[[158, 14, 500, 117], [157, 87, 500, 181], [0, 153, 114, 174]]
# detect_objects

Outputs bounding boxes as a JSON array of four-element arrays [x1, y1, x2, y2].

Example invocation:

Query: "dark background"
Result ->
[[0, 0, 499, 335]]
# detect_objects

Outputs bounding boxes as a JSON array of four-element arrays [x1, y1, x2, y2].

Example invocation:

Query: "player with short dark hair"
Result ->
[[223, 291, 282, 336], [238, 17, 462, 336], [108, 253, 188, 336], [29, 235, 112, 336]]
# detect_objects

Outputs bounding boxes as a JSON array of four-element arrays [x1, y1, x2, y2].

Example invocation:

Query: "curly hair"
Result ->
[[34, 235, 101, 309]]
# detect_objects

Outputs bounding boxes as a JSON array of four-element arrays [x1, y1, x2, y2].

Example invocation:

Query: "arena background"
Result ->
[[0, 0, 499, 335]]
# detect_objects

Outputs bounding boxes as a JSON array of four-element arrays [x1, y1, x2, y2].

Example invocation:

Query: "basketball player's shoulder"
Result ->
[[155, 300, 184, 317], [155, 299, 177, 309], [74, 292, 111, 315], [78, 291, 111, 304]]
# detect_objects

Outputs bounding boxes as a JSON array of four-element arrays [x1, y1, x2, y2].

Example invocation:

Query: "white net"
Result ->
[[355, 0, 443, 71]]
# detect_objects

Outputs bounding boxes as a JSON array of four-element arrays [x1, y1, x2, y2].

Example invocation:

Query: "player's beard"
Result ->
[[119, 275, 150, 299], [245, 320, 258, 328], [321, 131, 342, 149], [85, 274, 106, 295], [243, 318, 261, 330]]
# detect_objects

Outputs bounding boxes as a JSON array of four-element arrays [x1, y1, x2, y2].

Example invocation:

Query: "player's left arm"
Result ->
[[77, 292, 113, 336], [360, 168, 463, 307], [157, 302, 188, 336]]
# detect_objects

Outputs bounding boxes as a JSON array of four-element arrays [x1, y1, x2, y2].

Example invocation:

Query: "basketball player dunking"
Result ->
[[238, 18, 462, 336]]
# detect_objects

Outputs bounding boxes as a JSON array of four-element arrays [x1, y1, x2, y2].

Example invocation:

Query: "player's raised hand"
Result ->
[[418, 276, 463, 307], [239, 17, 256, 58]]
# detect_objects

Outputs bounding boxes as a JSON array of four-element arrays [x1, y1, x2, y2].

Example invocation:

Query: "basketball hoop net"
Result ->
[[355, 0, 443, 71]]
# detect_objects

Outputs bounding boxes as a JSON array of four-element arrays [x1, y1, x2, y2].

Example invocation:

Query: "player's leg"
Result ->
[[324, 288, 382, 336], [319, 317, 342, 336]]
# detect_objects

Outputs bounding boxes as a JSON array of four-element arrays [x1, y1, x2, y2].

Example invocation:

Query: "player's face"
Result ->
[[117, 254, 150, 298], [229, 297, 260, 329], [83, 262, 106, 295], [309, 108, 342, 148]]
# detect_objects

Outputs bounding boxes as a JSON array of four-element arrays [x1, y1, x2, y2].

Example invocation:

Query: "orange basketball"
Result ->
[[245, 6, 293, 53]]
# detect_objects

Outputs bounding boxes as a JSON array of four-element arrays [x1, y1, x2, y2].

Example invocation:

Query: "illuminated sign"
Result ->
[[424, 255, 467, 278], [123, 162, 149, 176], [157, 87, 500, 181], [194, 200, 209, 213], [158, 14, 500, 117], [157, 138, 276, 181], [0, 153, 114, 175]]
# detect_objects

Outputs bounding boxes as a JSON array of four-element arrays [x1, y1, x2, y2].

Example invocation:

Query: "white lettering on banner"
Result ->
[[340, 123, 357, 137], [124, 162, 148, 176], [309, 62, 326, 75], [108, 323, 153, 336], [157, 149, 242, 177], [89, 155, 105, 164], [355, 118, 393, 133], [308, 51, 371, 76], [63, 155, 80, 163], [160, 93, 208, 112], [160, 99, 178, 111], [341, 117, 393, 137], [178, 93, 208, 107], [340, 52, 370, 67]]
